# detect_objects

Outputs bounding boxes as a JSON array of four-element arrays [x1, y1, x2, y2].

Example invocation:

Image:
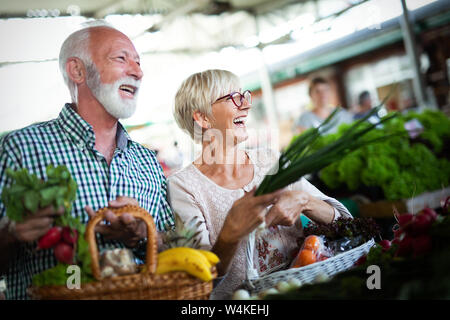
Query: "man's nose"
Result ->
[[128, 60, 143, 80]]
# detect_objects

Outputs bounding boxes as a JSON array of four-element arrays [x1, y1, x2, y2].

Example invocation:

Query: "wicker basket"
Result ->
[[28, 205, 216, 300], [243, 236, 375, 294]]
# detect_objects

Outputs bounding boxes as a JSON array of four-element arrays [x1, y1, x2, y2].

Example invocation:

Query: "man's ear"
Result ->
[[193, 110, 211, 129], [66, 57, 86, 84]]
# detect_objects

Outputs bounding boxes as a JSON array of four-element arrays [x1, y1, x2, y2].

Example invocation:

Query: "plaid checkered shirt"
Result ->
[[0, 103, 174, 299]]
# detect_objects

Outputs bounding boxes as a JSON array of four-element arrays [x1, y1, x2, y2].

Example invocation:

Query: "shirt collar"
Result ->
[[116, 122, 132, 152], [58, 103, 131, 152]]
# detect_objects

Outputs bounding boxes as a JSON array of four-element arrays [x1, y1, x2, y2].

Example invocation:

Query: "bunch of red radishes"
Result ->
[[388, 207, 438, 258], [38, 226, 78, 264], [354, 206, 439, 267]]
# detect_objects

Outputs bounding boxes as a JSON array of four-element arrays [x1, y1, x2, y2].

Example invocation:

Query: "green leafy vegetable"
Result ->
[[1, 164, 77, 222], [1, 164, 94, 287], [303, 216, 381, 243], [305, 110, 450, 200], [255, 103, 399, 196], [32, 263, 70, 287]]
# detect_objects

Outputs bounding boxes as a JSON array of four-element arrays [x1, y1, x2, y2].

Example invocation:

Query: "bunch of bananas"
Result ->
[[156, 247, 219, 282]]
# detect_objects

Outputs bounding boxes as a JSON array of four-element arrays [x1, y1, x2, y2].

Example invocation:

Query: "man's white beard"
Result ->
[[86, 65, 140, 119]]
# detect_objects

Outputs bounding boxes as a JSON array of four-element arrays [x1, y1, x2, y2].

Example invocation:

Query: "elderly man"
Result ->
[[0, 23, 174, 299]]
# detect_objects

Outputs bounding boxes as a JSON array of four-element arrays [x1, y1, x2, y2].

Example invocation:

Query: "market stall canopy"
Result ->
[[0, 0, 444, 141], [0, 0, 369, 132], [0, 0, 368, 57], [0, 0, 312, 18]]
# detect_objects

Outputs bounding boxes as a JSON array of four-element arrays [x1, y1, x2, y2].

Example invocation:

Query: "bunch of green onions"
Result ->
[[255, 103, 399, 196]]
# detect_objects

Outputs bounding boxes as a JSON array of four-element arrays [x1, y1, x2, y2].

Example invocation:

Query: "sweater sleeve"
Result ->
[[289, 177, 352, 220], [167, 175, 212, 250]]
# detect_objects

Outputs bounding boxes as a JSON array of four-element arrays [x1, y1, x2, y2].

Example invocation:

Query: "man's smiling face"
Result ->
[[86, 27, 143, 119]]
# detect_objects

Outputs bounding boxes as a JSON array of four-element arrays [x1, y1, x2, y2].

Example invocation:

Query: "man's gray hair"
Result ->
[[58, 20, 114, 103]]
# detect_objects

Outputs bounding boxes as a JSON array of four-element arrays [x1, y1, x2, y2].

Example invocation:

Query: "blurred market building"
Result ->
[[0, 0, 449, 166]]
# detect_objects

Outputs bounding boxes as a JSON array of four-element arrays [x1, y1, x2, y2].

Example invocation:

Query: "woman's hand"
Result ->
[[212, 188, 281, 276], [265, 190, 310, 227], [85, 196, 147, 248], [265, 189, 336, 226], [219, 188, 282, 244]]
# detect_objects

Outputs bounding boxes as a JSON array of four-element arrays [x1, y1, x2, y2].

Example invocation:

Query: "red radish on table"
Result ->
[[397, 213, 414, 230], [410, 214, 433, 236], [379, 240, 391, 251], [393, 228, 404, 239], [412, 234, 432, 257], [354, 255, 367, 266], [420, 207, 437, 221], [396, 235, 413, 257]]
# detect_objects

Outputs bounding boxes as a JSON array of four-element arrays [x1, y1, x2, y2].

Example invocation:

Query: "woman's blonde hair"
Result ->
[[174, 69, 240, 141]]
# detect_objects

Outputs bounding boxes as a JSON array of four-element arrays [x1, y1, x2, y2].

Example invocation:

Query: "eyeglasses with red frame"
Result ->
[[214, 90, 252, 108]]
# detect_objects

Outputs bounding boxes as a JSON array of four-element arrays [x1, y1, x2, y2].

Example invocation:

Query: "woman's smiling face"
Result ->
[[209, 88, 252, 146]]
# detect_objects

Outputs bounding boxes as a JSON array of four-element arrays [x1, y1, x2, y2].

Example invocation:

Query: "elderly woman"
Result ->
[[168, 69, 351, 299]]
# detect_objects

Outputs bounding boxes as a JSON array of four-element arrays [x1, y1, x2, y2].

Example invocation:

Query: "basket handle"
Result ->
[[86, 205, 158, 280]]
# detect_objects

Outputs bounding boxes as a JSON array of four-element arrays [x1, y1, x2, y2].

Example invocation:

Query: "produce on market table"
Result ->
[[255, 104, 398, 196], [232, 275, 319, 300], [264, 203, 450, 299], [303, 216, 380, 245], [303, 109, 450, 201], [442, 196, 450, 215], [236, 217, 379, 299], [232, 289, 251, 300], [288, 217, 381, 269], [156, 213, 219, 281], [390, 207, 437, 258], [291, 217, 380, 268]]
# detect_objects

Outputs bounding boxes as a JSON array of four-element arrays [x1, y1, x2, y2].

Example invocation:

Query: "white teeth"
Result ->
[[119, 85, 136, 93], [233, 117, 246, 124]]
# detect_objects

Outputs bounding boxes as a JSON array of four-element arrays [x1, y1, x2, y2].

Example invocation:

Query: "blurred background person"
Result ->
[[354, 90, 373, 119], [354, 90, 382, 124], [294, 77, 354, 134]]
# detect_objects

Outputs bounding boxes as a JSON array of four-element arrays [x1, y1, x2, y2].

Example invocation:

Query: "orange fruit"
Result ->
[[292, 249, 317, 268], [303, 235, 321, 252]]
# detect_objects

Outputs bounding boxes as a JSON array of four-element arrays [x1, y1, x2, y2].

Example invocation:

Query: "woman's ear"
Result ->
[[66, 57, 86, 84], [193, 110, 211, 129]]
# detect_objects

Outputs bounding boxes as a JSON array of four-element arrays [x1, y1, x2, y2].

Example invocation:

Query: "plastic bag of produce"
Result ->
[[290, 235, 332, 268], [100, 248, 137, 278], [325, 235, 364, 254]]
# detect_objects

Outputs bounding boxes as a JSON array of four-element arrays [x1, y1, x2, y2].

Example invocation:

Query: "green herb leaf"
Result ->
[[23, 190, 40, 212]]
